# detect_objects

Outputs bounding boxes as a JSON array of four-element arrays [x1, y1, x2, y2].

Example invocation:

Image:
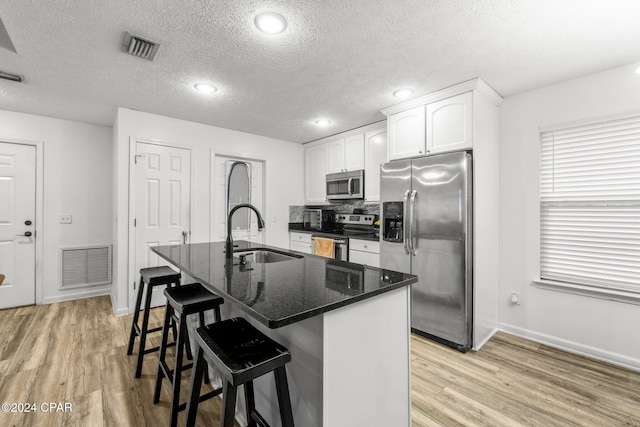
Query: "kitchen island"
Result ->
[[152, 240, 416, 427]]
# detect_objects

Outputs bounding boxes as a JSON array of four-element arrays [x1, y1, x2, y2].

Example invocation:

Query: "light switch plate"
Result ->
[[59, 215, 72, 224]]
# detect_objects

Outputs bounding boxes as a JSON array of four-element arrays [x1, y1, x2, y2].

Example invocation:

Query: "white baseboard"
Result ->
[[473, 327, 498, 351], [498, 322, 640, 373], [42, 287, 111, 305], [110, 290, 130, 316]]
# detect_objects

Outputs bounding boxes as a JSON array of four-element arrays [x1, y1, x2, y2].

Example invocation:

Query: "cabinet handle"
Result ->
[[419, 150, 423, 154]]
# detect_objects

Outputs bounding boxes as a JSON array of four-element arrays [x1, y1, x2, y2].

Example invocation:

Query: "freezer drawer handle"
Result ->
[[403, 190, 410, 254], [409, 190, 417, 256]]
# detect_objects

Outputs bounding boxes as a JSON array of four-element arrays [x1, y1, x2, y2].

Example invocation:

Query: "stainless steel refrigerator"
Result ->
[[380, 151, 472, 351]]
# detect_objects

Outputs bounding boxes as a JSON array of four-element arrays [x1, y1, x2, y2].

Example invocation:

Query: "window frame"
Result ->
[[535, 113, 640, 304]]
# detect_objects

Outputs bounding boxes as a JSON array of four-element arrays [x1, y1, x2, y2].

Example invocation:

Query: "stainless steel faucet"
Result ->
[[225, 203, 265, 259]]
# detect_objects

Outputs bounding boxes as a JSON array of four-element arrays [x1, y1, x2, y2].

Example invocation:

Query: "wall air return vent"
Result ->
[[122, 32, 160, 61], [60, 245, 112, 289]]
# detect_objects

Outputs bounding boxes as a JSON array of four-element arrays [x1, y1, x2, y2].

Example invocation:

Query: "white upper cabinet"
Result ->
[[426, 92, 473, 154], [304, 143, 328, 204], [327, 138, 345, 173], [344, 134, 365, 171], [327, 135, 364, 173], [364, 127, 387, 203], [388, 105, 426, 160]]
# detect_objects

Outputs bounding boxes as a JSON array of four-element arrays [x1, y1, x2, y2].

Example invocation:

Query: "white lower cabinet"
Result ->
[[349, 239, 380, 267], [290, 232, 312, 254]]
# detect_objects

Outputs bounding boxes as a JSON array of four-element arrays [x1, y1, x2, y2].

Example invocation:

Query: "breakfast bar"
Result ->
[[152, 240, 417, 427]]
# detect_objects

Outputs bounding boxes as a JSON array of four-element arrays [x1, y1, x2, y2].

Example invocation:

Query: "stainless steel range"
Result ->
[[335, 213, 377, 237], [310, 213, 378, 261]]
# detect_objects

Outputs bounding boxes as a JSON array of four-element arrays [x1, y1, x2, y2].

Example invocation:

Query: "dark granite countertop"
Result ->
[[152, 241, 416, 329]]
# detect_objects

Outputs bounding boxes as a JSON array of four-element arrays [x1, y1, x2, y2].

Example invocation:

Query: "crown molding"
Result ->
[[303, 119, 387, 146], [380, 78, 503, 117]]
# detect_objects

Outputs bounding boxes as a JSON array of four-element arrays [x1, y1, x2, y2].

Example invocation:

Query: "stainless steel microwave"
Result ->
[[326, 170, 364, 200]]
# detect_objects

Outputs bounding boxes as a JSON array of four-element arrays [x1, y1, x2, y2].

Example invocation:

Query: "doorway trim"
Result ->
[[127, 137, 194, 314], [0, 138, 44, 305], [210, 151, 267, 244]]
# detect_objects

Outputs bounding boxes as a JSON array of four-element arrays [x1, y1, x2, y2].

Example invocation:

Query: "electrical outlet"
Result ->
[[59, 215, 72, 224], [510, 292, 520, 305]]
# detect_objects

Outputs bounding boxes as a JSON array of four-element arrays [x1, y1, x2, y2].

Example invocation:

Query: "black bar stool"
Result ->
[[127, 266, 182, 378], [185, 317, 295, 427], [154, 283, 225, 427]]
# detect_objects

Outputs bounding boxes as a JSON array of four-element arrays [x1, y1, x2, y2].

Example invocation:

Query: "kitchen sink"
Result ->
[[234, 248, 302, 264]]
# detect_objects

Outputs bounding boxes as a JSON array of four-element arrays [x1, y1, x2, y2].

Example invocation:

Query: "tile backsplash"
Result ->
[[289, 200, 380, 222]]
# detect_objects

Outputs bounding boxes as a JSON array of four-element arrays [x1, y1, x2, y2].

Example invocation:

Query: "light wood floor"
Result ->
[[1, 296, 639, 427], [0, 296, 230, 427], [412, 332, 640, 426]]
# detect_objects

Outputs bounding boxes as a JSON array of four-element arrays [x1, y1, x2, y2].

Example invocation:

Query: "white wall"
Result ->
[[498, 63, 640, 370], [114, 108, 304, 314], [0, 110, 113, 303]]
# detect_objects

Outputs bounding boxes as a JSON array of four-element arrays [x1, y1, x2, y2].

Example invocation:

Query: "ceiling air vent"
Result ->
[[122, 32, 160, 61]]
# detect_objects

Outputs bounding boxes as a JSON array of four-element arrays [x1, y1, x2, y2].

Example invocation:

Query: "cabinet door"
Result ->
[[388, 105, 426, 160], [364, 128, 387, 203], [349, 250, 380, 267], [305, 143, 328, 203], [327, 138, 346, 173], [344, 134, 365, 171], [426, 92, 473, 154], [290, 240, 312, 254]]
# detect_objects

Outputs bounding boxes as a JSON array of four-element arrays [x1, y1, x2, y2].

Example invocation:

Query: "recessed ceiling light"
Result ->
[[314, 119, 332, 127], [194, 82, 217, 94], [393, 88, 413, 98], [254, 12, 288, 34]]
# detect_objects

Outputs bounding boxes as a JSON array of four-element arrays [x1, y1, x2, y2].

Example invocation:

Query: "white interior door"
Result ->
[[0, 142, 36, 309], [134, 142, 191, 308]]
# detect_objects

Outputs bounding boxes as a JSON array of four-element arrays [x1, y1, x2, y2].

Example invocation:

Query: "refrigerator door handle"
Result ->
[[409, 190, 417, 255], [403, 190, 410, 254]]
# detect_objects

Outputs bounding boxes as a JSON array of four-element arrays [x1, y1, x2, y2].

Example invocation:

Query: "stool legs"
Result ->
[[153, 305, 173, 404], [244, 381, 257, 427], [221, 381, 238, 427], [275, 366, 295, 427], [135, 279, 155, 378], [157, 306, 223, 427], [169, 314, 188, 427], [185, 346, 206, 427], [126, 275, 145, 355]]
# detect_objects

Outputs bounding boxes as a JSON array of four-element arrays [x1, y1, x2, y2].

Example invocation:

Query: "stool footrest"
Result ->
[[133, 323, 164, 336], [177, 387, 222, 412], [143, 346, 161, 355], [250, 409, 270, 427]]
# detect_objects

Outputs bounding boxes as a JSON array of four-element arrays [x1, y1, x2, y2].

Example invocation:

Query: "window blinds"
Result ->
[[540, 115, 640, 293]]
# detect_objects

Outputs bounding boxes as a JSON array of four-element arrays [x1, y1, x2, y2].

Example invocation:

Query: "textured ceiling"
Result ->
[[1, 0, 640, 143]]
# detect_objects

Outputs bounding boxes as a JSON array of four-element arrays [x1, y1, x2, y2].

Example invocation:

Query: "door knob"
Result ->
[[25, 220, 32, 226], [16, 231, 33, 237]]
